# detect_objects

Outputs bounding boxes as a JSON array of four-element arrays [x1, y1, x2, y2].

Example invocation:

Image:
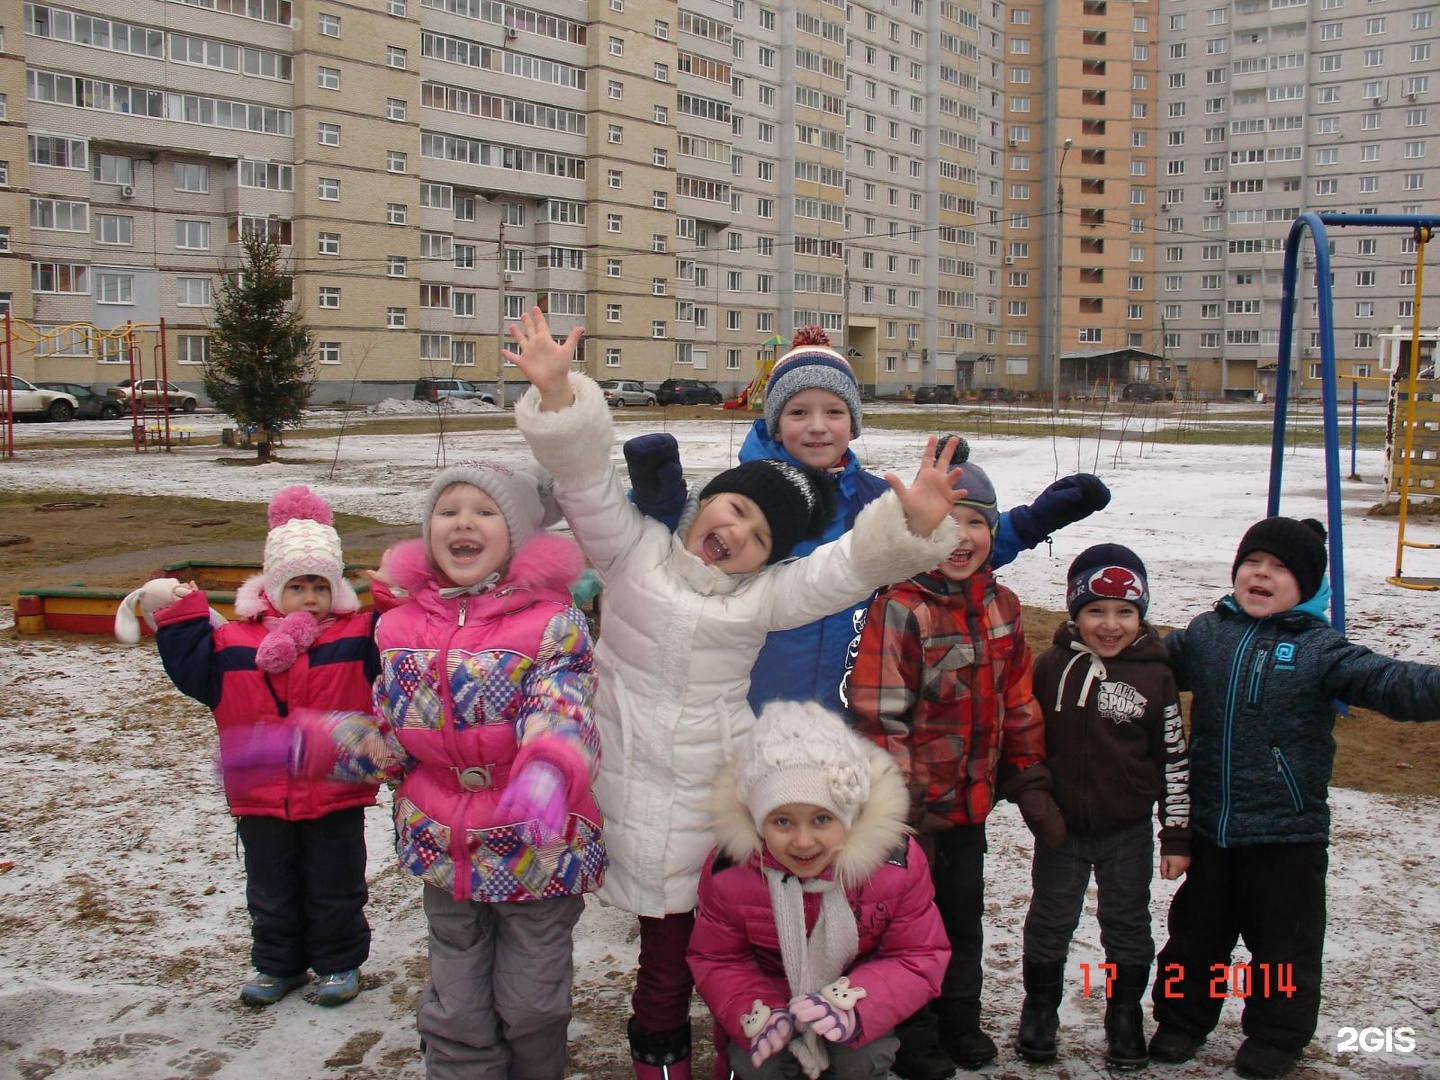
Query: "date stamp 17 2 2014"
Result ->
[[1077, 962, 1296, 1000]]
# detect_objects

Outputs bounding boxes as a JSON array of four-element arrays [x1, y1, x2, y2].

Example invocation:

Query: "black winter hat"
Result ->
[[1232, 516, 1328, 601], [1066, 543, 1150, 618], [698, 459, 836, 564]]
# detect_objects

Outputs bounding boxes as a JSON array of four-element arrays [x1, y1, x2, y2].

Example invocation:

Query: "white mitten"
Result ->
[[114, 578, 191, 644]]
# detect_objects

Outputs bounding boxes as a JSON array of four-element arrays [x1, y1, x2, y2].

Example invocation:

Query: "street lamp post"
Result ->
[[1053, 137, 1072, 411]]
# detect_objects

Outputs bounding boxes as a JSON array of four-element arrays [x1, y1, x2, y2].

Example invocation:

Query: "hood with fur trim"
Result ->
[[708, 741, 910, 891], [377, 532, 585, 604]]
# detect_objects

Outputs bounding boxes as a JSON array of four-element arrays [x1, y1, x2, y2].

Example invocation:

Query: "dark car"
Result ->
[[912, 385, 957, 405], [657, 378, 724, 406], [1121, 382, 1173, 403], [413, 377, 497, 406], [38, 382, 125, 420], [976, 386, 1017, 403]]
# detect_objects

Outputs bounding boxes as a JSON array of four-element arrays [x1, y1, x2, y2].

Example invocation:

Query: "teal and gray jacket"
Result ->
[[1166, 583, 1440, 847]]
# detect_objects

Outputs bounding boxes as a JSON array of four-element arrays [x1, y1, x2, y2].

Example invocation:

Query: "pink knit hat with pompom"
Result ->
[[260, 485, 359, 613]]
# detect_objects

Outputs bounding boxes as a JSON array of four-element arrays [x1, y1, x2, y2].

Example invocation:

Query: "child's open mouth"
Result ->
[[449, 541, 484, 562], [702, 533, 731, 563]]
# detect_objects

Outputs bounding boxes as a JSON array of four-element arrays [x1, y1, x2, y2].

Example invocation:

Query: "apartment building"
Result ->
[[2, 0, 1433, 404]]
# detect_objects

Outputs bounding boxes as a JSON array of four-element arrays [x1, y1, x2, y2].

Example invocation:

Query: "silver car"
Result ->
[[599, 379, 658, 407]]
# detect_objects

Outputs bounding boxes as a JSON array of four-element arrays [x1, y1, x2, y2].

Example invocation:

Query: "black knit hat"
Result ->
[[1066, 543, 1150, 618], [698, 459, 836, 563], [1232, 516, 1328, 601]]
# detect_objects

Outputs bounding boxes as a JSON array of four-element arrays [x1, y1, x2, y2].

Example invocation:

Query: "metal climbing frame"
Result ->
[[1270, 212, 1440, 632]]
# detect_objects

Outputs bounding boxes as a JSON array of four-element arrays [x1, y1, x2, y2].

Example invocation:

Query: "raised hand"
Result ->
[[501, 306, 585, 411], [884, 435, 967, 538]]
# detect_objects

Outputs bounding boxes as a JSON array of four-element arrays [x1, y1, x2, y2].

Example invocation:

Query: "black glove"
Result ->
[[1015, 788, 1067, 850], [624, 433, 687, 528], [1007, 473, 1112, 548]]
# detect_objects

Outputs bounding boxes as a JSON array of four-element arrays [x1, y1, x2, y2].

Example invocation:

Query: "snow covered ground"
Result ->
[[1, 402, 1437, 1079]]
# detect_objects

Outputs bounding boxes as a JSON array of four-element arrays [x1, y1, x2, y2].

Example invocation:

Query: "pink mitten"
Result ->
[[218, 725, 304, 781], [790, 977, 868, 1044], [495, 761, 567, 837], [255, 610, 321, 674], [740, 1000, 795, 1067]]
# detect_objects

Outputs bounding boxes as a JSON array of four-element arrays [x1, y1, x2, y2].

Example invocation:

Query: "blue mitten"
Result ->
[[624, 432, 687, 529], [1007, 473, 1111, 548]]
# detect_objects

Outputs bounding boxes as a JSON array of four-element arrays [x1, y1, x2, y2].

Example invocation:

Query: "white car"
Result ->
[[599, 380, 658, 407], [1, 375, 79, 421]]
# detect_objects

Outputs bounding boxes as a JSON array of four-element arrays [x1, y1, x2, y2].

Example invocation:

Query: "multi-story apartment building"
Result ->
[[1, 0, 1433, 404]]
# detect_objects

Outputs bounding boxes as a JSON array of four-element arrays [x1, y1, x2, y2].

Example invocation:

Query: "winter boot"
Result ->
[[628, 1019, 693, 1080], [1147, 1023, 1201, 1064], [1014, 957, 1065, 1063], [939, 999, 999, 1071], [311, 968, 360, 1007], [1234, 1037, 1301, 1080], [238, 971, 307, 1006], [1104, 964, 1152, 1069], [891, 1007, 958, 1080]]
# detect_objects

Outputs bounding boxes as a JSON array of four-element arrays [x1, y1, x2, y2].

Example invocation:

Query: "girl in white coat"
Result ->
[[506, 308, 965, 1080]]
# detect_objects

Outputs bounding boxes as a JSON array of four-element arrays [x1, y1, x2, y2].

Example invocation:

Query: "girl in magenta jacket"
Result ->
[[688, 701, 949, 1080], [296, 461, 602, 1080]]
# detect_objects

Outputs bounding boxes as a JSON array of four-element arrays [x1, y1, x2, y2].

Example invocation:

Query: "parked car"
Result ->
[[656, 378, 724, 406], [1, 375, 78, 421], [599, 379, 658, 407], [37, 382, 125, 420], [413, 377, 497, 406], [1121, 382, 1174, 403], [912, 384, 957, 405], [976, 386, 1017, 403], [109, 378, 199, 413]]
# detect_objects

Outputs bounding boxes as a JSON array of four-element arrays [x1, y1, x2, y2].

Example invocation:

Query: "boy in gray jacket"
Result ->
[[1149, 516, 1440, 1080]]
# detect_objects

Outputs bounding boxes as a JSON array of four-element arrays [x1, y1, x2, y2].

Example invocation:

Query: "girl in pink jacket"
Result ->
[[688, 701, 950, 1080]]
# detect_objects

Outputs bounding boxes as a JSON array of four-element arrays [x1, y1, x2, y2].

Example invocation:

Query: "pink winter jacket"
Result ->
[[688, 744, 949, 1048], [301, 533, 604, 903]]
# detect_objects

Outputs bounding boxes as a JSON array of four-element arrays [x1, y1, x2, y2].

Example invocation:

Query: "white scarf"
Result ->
[[764, 866, 859, 1079]]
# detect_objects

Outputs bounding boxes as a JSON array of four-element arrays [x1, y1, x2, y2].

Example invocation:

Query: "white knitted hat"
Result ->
[[261, 485, 359, 612], [735, 701, 873, 829]]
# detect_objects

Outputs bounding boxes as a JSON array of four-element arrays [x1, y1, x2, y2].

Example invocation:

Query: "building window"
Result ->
[[173, 163, 210, 192], [387, 46, 407, 68], [652, 321, 666, 338], [318, 231, 340, 255], [387, 151, 407, 173], [176, 335, 210, 365], [317, 177, 340, 200], [607, 214, 622, 232], [606, 348, 622, 367], [606, 304, 621, 322], [318, 11, 340, 35], [317, 341, 341, 364], [175, 219, 211, 249], [318, 123, 340, 146], [318, 287, 341, 308], [95, 272, 134, 305], [176, 277, 212, 306], [317, 66, 340, 90], [609, 36, 624, 56], [94, 214, 133, 245], [386, 307, 406, 328], [386, 97, 407, 121], [387, 256, 407, 278], [387, 203, 407, 224]]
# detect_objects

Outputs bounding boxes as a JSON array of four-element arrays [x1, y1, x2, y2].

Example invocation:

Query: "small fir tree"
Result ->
[[203, 233, 315, 459]]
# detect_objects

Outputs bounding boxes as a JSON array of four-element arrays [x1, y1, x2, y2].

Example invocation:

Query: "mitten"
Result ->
[[495, 761, 568, 838], [624, 432, 688, 528], [1007, 473, 1112, 548], [217, 724, 305, 780], [740, 1000, 795, 1067], [1015, 788, 1067, 850], [255, 610, 321, 674], [791, 977, 868, 1044], [113, 578, 191, 643]]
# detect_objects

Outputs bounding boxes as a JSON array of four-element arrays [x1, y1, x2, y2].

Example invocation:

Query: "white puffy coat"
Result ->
[[515, 374, 958, 916]]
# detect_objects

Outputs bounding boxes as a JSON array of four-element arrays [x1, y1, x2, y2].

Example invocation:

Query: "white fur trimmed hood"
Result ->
[[709, 740, 912, 890]]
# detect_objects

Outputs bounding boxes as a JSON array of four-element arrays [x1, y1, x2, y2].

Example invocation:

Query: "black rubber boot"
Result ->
[[1015, 957, 1065, 1063], [938, 999, 998, 1071], [1104, 964, 1152, 1069], [891, 1007, 958, 1080]]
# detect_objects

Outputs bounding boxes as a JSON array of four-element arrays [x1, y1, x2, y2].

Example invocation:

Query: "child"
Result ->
[[688, 700, 951, 1080], [264, 462, 604, 1079], [1016, 544, 1190, 1069], [505, 307, 966, 1080], [846, 444, 1056, 1076], [1149, 517, 1440, 1080], [625, 325, 1113, 721], [136, 485, 381, 1007]]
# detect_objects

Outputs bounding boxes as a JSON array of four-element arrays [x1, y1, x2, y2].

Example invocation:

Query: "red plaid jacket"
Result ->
[[846, 569, 1044, 825]]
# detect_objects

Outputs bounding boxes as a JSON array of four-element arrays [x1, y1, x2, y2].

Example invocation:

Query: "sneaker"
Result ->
[[1148, 1024, 1202, 1064], [239, 972, 307, 1007], [944, 1029, 999, 1071], [312, 968, 361, 1007], [1234, 1037, 1301, 1079]]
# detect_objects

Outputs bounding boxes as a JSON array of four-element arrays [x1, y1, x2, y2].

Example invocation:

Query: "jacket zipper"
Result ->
[[1217, 621, 1259, 846], [1246, 646, 1269, 707], [1271, 746, 1304, 812]]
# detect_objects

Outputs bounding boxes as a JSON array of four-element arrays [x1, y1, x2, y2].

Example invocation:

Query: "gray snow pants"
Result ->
[[418, 884, 584, 1080], [726, 1032, 900, 1080]]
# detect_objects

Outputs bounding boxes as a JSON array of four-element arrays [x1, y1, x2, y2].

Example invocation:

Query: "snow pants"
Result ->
[[418, 885, 585, 1080], [726, 1032, 901, 1080]]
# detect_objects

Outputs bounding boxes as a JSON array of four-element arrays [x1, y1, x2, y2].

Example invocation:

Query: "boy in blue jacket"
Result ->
[[1150, 516, 1440, 1079]]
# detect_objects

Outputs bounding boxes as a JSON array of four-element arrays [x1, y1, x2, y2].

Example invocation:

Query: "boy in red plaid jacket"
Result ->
[[846, 440, 1060, 1080]]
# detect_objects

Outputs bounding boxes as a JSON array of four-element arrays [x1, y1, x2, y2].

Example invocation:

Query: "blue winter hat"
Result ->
[[764, 329, 863, 438]]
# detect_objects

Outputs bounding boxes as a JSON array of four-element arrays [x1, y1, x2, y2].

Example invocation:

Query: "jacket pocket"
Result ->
[[1270, 746, 1304, 813]]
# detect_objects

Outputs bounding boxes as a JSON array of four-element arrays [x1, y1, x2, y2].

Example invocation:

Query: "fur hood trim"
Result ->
[[234, 574, 281, 620], [379, 532, 585, 600], [710, 742, 911, 890]]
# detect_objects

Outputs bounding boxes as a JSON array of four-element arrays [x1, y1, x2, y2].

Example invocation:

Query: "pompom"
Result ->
[[267, 484, 334, 529], [935, 433, 971, 464], [1301, 518, 1328, 542], [790, 324, 831, 348]]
